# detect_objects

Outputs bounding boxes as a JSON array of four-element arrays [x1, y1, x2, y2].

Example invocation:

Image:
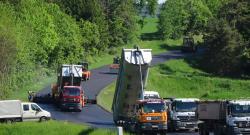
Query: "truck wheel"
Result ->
[[40, 117, 47, 122]]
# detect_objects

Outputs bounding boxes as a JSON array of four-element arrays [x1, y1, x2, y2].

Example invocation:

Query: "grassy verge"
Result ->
[[9, 75, 55, 101], [98, 58, 250, 112], [0, 120, 126, 135]]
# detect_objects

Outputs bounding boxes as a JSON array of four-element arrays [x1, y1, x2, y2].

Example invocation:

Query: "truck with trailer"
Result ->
[[168, 98, 199, 131], [0, 100, 51, 123], [197, 100, 250, 135], [112, 47, 168, 134], [51, 64, 85, 111]]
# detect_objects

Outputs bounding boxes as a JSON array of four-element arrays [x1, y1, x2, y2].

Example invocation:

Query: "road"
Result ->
[[38, 50, 198, 135]]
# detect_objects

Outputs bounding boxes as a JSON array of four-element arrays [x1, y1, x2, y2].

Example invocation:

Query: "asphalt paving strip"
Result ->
[[38, 50, 198, 134]]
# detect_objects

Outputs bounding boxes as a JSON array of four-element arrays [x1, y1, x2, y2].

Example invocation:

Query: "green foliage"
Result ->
[[108, 0, 139, 47], [202, 0, 250, 75], [159, 0, 212, 39], [0, 0, 84, 99]]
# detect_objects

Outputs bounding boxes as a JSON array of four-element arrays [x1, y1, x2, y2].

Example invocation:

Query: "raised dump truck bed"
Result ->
[[112, 48, 152, 123]]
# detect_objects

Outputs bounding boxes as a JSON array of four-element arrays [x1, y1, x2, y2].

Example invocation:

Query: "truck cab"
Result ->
[[22, 102, 51, 121], [60, 86, 84, 111], [169, 98, 199, 131], [226, 100, 250, 134], [136, 99, 168, 133]]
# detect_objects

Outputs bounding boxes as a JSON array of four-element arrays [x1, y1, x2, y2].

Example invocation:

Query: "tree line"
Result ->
[[0, 0, 157, 98], [159, 0, 249, 76]]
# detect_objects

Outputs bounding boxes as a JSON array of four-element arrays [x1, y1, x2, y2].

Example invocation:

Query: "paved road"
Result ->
[[38, 50, 198, 134]]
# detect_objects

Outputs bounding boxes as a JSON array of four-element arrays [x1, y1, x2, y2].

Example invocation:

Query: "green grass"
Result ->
[[140, 17, 159, 34], [98, 59, 250, 112], [7, 73, 56, 102], [89, 17, 182, 69], [0, 120, 125, 135]]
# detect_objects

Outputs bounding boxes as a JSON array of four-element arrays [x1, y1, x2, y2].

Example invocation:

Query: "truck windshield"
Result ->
[[63, 88, 80, 96], [232, 105, 250, 116], [175, 102, 197, 112], [143, 103, 165, 113]]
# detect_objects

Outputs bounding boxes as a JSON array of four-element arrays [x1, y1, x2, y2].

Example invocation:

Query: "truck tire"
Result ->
[[199, 123, 209, 135], [40, 116, 47, 122]]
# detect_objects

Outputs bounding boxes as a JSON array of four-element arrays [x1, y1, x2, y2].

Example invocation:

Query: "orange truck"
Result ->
[[112, 48, 168, 134], [135, 99, 168, 134], [80, 62, 91, 81]]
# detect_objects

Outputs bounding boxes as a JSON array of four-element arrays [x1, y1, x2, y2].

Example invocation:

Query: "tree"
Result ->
[[159, 0, 212, 39], [202, 0, 250, 75], [203, 19, 245, 75]]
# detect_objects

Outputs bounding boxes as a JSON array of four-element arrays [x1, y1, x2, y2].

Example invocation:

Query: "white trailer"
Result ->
[[0, 100, 51, 123]]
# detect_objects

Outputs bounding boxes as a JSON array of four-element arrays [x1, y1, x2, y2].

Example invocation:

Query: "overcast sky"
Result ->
[[158, 0, 166, 4]]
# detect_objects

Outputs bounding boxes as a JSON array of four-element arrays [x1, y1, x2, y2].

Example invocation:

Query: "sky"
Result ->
[[158, 0, 166, 4]]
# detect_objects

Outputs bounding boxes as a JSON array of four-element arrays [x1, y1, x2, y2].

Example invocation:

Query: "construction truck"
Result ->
[[197, 100, 250, 135], [168, 98, 199, 132], [112, 47, 168, 134], [181, 36, 197, 53], [80, 62, 91, 81], [109, 56, 120, 74], [51, 64, 85, 111]]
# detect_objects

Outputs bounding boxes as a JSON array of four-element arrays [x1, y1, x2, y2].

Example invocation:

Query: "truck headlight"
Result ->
[[172, 115, 180, 120]]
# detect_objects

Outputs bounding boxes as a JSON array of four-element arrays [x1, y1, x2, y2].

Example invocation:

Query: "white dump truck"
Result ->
[[0, 100, 51, 123], [168, 98, 199, 131], [112, 47, 168, 134], [197, 100, 250, 135]]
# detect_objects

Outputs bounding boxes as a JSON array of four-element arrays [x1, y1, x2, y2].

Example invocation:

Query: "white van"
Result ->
[[0, 100, 51, 123]]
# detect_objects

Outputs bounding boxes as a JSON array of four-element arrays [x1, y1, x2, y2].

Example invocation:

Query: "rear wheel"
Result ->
[[40, 116, 47, 122]]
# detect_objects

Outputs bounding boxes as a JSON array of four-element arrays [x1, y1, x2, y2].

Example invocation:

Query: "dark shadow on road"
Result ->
[[140, 31, 162, 41], [160, 43, 182, 51], [87, 121, 115, 126], [99, 71, 118, 75]]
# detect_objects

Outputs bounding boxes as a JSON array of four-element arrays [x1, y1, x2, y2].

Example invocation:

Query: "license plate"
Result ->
[[69, 107, 74, 109]]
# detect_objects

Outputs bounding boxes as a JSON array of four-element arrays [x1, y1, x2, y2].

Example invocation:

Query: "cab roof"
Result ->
[[137, 99, 165, 104], [229, 100, 250, 105], [174, 98, 199, 102]]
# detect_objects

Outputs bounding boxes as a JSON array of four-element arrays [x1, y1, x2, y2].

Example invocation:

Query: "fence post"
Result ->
[[117, 126, 123, 135]]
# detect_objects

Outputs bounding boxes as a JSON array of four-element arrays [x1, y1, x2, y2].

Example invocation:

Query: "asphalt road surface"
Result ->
[[38, 50, 198, 135]]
